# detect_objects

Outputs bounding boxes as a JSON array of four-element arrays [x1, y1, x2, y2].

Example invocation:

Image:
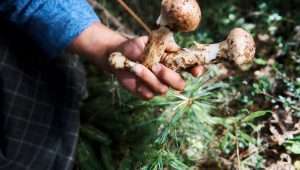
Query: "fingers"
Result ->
[[121, 36, 149, 62], [190, 65, 205, 77], [152, 64, 185, 91], [133, 64, 169, 94], [136, 85, 154, 100], [115, 36, 190, 100], [116, 62, 171, 100], [116, 70, 154, 100]]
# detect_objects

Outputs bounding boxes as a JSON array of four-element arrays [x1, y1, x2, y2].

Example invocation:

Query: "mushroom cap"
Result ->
[[158, 0, 201, 32], [226, 28, 256, 70]]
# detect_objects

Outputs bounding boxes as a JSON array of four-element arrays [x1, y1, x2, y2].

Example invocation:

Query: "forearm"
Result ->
[[0, 0, 99, 57], [69, 22, 127, 71]]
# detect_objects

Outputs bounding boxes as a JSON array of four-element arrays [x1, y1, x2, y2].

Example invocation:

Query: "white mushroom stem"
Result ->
[[163, 28, 256, 71], [162, 43, 227, 70], [142, 27, 175, 68], [109, 52, 137, 70], [109, 28, 256, 71]]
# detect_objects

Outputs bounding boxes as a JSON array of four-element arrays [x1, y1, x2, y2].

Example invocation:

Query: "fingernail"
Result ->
[[144, 93, 154, 100], [152, 63, 162, 74], [178, 80, 186, 91], [161, 86, 168, 94], [138, 86, 153, 100]]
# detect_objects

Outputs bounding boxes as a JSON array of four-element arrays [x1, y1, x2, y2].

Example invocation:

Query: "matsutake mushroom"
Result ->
[[143, 0, 201, 69], [109, 0, 256, 73], [157, 0, 201, 32], [109, 28, 256, 71], [162, 28, 256, 71]]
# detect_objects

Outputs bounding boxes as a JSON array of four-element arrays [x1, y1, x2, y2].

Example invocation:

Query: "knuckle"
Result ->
[[131, 48, 142, 59], [122, 42, 143, 61], [156, 67, 166, 78], [138, 67, 148, 78], [121, 43, 132, 55], [133, 65, 145, 77]]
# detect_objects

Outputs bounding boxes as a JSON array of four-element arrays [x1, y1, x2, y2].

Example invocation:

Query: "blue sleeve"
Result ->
[[0, 0, 100, 58]]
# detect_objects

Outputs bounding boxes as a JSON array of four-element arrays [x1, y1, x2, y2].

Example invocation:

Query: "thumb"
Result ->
[[121, 36, 149, 62]]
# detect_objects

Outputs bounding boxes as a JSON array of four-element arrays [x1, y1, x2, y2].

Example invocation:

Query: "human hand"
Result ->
[[70, 22, 204, 100], [112, 36, 204, 100]]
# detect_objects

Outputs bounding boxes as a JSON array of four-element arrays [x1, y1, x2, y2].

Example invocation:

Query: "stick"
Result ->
[[235, 124, 241, 170], [88, 0, 134, 34], [116, 0, 152, 34]]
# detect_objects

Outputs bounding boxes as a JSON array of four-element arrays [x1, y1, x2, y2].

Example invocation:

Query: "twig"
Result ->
[[235, 124, 241, 170], [116, 0, 152, 34], [88, 0, 134, 34]]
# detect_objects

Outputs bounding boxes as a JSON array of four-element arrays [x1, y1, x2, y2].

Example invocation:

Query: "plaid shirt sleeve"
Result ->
[[0, 0, 99, 58]]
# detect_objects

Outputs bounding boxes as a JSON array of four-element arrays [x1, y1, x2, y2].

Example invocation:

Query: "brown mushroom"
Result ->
[[157, 0, 201, 32], [142, 0, 202, 69]]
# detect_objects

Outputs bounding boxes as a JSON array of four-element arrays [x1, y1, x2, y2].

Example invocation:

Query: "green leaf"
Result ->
[[285, 142, 300, 154], [292, 136, 300, 141], [80, 126, 111, 145], [220, 132, 235, 154], [255, 58, 268, 65], [285, 135, 300, 154], [239, 131, 256, 144], [242, 111, 271, 123]]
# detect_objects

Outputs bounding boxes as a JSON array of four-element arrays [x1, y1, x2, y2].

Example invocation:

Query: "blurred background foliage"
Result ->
[[77, 0, 300, 169]]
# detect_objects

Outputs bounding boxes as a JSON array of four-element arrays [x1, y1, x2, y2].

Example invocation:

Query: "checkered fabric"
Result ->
[[0, 23, 87, 170]]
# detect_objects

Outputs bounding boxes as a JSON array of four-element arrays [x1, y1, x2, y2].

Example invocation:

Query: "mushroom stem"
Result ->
[[109, 42, 226, 72], [162, 42, 227, 70], [109, 52, 137, 70], [163, 28, 256, 71], [109, 28, 256, 71], [142, 27, 176, 68]]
